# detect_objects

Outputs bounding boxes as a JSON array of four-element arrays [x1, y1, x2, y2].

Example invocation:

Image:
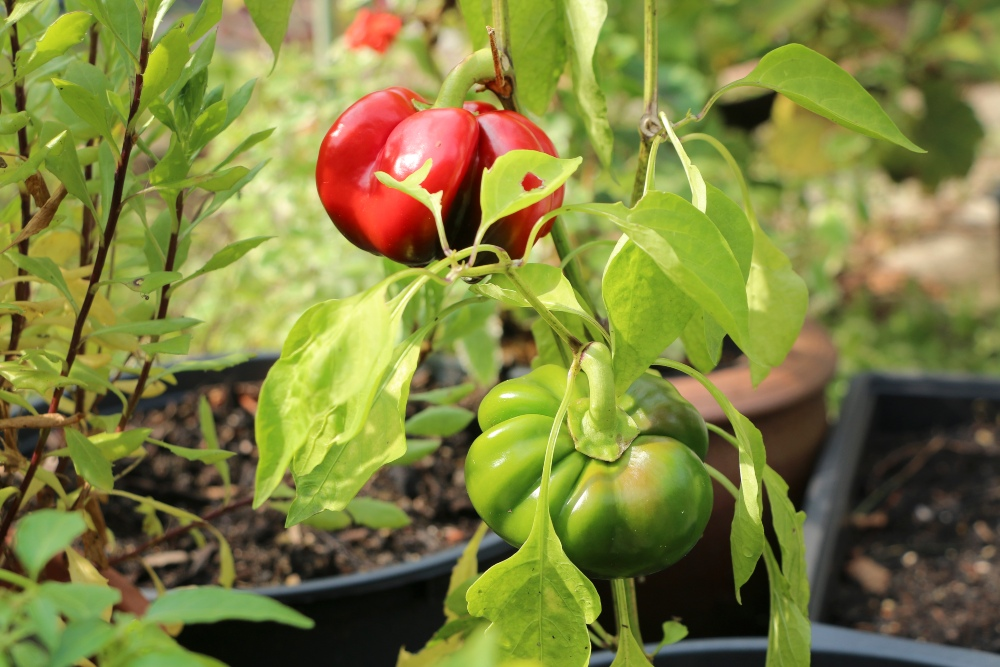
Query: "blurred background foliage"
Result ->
[[176, 0, 1000, 408]]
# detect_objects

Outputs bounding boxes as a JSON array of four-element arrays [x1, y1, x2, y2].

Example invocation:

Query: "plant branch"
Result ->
[[489, 0, 515, 110], [0, 18, 153, 550], [503, 265, 582, 352], [117, 191, 184, 430], [107, 496, 253, 567]]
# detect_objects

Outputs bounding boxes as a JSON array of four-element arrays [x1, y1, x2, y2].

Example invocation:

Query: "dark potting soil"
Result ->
[[103, 369, 487, 590], [829, 412, 1000, 652]]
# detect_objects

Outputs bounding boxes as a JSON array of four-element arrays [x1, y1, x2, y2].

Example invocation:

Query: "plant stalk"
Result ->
[[611, 577, 645, 647], [432, 48, 498, 109], [630, 0, 660, 206]]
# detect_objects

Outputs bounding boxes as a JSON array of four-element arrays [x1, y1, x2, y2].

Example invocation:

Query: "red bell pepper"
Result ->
[[316, 88, 564, 266]]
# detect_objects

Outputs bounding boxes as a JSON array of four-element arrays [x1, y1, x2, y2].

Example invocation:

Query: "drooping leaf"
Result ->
[[729, 44, 923, 153], [603, 240, 695, 394], [762, 545, 811, 667], [244, 0, 295, 66], [510, 0, 566, 115], [561, 0, 613, 168], [13, 510, 86, 580]]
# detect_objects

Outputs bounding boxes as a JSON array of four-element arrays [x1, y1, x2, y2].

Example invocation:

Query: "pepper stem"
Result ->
[[433, 48, 500, 109], [567, 342, 639, 462]]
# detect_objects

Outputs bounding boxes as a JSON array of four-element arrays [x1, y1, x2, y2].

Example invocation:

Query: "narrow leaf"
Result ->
[[390, 438, 442, 466], [175, 236, 270, 286], [91, 316, 201, 338], [6, 254, 79, 312], [244, 0, 295, 66], [408, 382, 476, 405], [145, 586, 314, 628], [562, 0, 613, 167], [346, 497, 411, 530], [139, 28, 190, 114], [405, 405, 475, 438], [15, 12, 94, 81]]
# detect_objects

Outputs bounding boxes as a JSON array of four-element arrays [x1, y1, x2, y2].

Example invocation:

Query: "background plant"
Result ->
[[0, 1, 313, 663]]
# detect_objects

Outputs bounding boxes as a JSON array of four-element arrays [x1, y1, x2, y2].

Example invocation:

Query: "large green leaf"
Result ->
[[79, 0, 142, 66], [511, 0, 566, 115], [50, 618, 116, 667], [139, 28, 190, 115], [603, 239, 695, 394], [13, 510, 86, 581], [145, 586, 313, 628], [479, 151, 581, 232], [6, 254, 78, 313], [65, 430, 114, 492], [45, 130, 96, 216], [285, 339, 419, 525], [561, 0, 613, 168], [53, 78, 118, 154], [704, 184, 753, 283], [472, 263, 589, 321], [244, 0, 295, 66], [730, 44, 923, 153]]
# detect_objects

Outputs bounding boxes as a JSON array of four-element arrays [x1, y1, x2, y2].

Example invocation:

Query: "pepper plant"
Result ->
[[0, 1, 312, 664], [255, 1, 923, 666]]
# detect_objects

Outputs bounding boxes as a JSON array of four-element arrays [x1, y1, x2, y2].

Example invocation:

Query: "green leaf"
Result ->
[[457, 0, 489, 48], [346, 497, 411, 529], [65, 430, 114, 491], [50, 618, 116, 667], [296, 507, 351, 532], [6, 254, 78, 313], [15, 12, 94, 81], [655, 359, 764, 601], [45, 130, 96, 215], [466, 496, 599, 667], [679, 310, 724, 374], [153, 439, 235, 464], [730, 44, 923, 153], [4, 0, 45, 26], [606, 193, 751, 357], [91, 316, 201, 338], [120, 271, 182, 295], [151, 353, 250, 378], [653, 620, 689, 656], [145, 586, 314, 628], [562, 0, 613, 168], [90, 429, 151, 461], [472, 263, 588, 320], [405, 405, 475, 438], [37, 583, 120, 622], [52, 80, 118, 154], [215, 128, 274, 170], [244, 0, 295, 66], [510, 0, 566, 115], [13, 510, 86, 580], [199, 395, 231, 501], [0, 111, 29, 134], [141, 334, 191, 356], [390, 438, 442, 466], [186, 0, 223, 40], [172, 235, 269, 288], [79, 0, 141, 65], [253, 284, 402, 508], [763, 467, 809, 613], [446, 521, 490, 618], [478, 151, 581, 230], [285, 340, 420, 525], [0, 148, 47, 189], [610, 627, 651, 666], [604, 240, 695, 394], [139, 28, 190, 114], [187, 99, 228, 154], [762, 544, 811, 667], [746, 222, 807, 385], [409, 382, 476, 405], [375, 159, 444, 237], [705, 184, 754, 283]]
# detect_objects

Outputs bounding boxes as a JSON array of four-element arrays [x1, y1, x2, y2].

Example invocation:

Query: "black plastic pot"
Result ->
[[802, 372, 1000, 661], [100, 354, 513, 665], [589, 623, 1000, 666]]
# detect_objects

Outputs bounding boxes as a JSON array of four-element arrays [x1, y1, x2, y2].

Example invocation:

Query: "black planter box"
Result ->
[[589, 623, 1000, 666], [802, 372, 1000, 663]]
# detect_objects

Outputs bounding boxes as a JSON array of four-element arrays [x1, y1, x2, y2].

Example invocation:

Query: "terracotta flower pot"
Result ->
[[597, 320, 838, 639]]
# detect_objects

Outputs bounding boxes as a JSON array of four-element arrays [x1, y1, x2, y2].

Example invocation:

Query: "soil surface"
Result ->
[[830, 412, 1000, 652], [103, 363, 491, 590]]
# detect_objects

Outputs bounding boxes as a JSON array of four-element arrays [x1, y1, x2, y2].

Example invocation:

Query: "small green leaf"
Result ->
[[187, 99, 228, 154], [52, 80, 118, 155], [244, 0, 295, 66], [408, 382, 476, 405], [49, 618, 116, 667], [139, 28, 190, 114], [80, 0, 142, 65], [37, 582, 120, 621], [120, 270, 182, 295], [153, 439, 236, 464], [472, 263, 588, 320], [65, 430, 114, 491], [731, 44, 923, 152], [45, 130, 96, 215], [15, 12, 94, 81], [346, 497, 411, 529], [199, 395, 231, 501], [4, 0, 45, 26], [215, 128, 274, 170], [297, 507, 351, 531], [390, 438, 442, 466], [175, 236, 271, 286], [375, 159, 444, 236], [186, 0, 223, 40], [654, 620, 689, 655], [91, 316, 201, 338], [6, 254, 78, 313], [405, 405, 475, 438], [0, 111, 29, 134], [0, 148, 47, 190], [610, 627, 652, 666], [90, 428, 151, 461], [478, 150, 581, 229], [145, 586, 314, 628], [562, 0, 613, 167], [13, 510, 86, 580], [141, 334, 191, 356]]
